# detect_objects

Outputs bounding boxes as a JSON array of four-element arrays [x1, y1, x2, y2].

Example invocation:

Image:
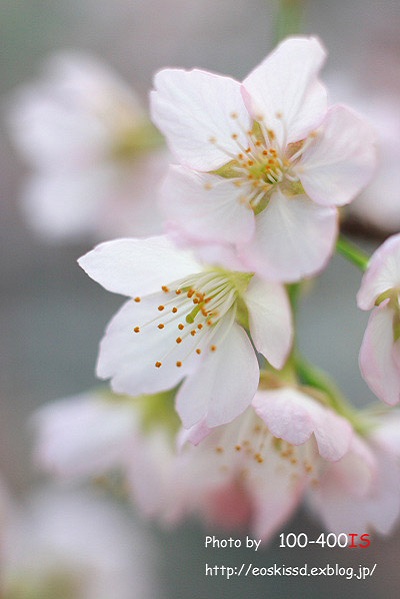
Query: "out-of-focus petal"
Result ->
[[357, 234, 400, 310], [33, 392, 137, 478], [359, 304, 400, 405]]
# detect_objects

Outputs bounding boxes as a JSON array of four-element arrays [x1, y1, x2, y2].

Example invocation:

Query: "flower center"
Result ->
[[212, 410, 317, 482], [133, 270, 252, 369], [210, 114, 309, 213]]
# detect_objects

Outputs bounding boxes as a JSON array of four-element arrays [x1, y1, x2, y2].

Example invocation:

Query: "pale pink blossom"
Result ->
[[308, 412, 400, 537], [33, 389, 176, 519], [79, 235, 293, 428], [357, 234, 400, 405], [151, 36, 376, 282], [1, 487, 158, 599], [347, 96, 400, 234], [7, 51, 166, 242], [328, 76, 400, 233], [168, 387, 352, 541]]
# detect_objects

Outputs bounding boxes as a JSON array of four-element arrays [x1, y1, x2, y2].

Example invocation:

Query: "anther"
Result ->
[[210, 345, 217, 351], [158, 305, 165, 311], [134, 297, 141, 302], [178, 323, 184, 330], [190, 330, 197, 336], [134, 326, 140, 333], [176, 337, 182, 344], [172, 307, 178, 313], [176, 361, 182, 367], [155, 361, 162, 368], [196, 348, 202, 355], [158, 324, 164, 329], [161, 285, 170, 293]]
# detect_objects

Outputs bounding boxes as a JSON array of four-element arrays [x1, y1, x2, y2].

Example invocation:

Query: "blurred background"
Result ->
[[1, 0, 399, 597]]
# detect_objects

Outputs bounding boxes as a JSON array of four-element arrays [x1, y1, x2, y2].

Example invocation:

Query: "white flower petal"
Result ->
[[298, 105, 376, 206], [244, 277, 293, 368], [151, 68, 251, 171], [357, 234, 400, 310], [242, 36, 327, 148], [176, 321, 259, 428], [78, 236, 201, 297], [359, 305, 400, 405], [20, 170, 111, 241], [239, 189, 338, 282], [161, 165, 255, 244], [96, 298, 197, 396]]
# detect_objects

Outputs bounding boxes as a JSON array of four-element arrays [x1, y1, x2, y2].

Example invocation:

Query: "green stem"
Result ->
[[336, 235, 370, 272], [274, 0, 304, 42]]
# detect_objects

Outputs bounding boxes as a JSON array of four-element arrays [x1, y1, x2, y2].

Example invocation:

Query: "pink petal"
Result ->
[[309, 440, 400, 536], [176, 321, 259, 428], [239, 189, 338, 282], [33, 392, 137, 479], [244, 277, 293, 369], [251, 465, 305, 542], [298, 105, 376, 206], [78, 236, 201, 297], [253, 388, 352, 461], [242, 36, 327, 148], [359, 305, 400, 405], [151, 68, 251, 171], [357, 233, 400, 310], [160, 165, 255, 244]]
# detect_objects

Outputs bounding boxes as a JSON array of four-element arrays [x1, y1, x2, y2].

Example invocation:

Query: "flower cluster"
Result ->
[[6, 52, 167, 241], [18, 37, 400, 544]]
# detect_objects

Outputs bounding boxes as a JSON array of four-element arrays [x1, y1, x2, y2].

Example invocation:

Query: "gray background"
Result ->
[[1, 1, 399, 597]]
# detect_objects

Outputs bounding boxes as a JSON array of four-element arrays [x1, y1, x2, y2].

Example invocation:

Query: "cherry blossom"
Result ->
[[169, 387, 352, 541], [357, 234, 400, 405], [151, 36, 376, 282], [1, 487, 158, 599], [33, 389, 177, 520], [6, 51, 166, 242], [308, 412, 400, 537], [78, 235, 293, 428]]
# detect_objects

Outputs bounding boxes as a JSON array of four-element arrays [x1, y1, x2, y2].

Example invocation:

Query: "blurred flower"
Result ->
[[357, 233, 400, 405], [6, 51, 166, 242], [78, 235, 293, 428], [169, 386, 352, 541], [151, 36, 376, 282], [328, 76, 400, 234], [33, 388, 177, 519], [308, 411, 400, 537], [1, 486, 158, 599]]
